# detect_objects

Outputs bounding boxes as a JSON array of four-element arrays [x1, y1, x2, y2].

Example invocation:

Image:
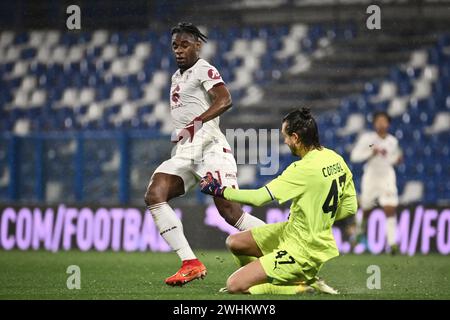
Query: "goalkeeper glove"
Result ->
[[200, 173, 226, 198]]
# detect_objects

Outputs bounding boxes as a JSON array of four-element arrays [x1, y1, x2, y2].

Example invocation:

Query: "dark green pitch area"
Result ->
[[0, 250, 449, 300]]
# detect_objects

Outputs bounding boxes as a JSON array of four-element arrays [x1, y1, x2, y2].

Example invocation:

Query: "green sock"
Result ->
[[249, 283, 303, 295], [231, 254, 257, 267]]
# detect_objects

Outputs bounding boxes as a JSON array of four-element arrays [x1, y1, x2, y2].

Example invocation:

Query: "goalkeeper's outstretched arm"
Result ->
[[223, 186, 273, 207]]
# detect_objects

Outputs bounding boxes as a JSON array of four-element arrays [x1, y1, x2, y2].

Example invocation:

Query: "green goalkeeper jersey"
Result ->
[[264, 147, 357, 266]]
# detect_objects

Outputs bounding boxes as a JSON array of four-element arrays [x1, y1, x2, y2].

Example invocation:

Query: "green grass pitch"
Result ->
[[0, 250, 449, 299]]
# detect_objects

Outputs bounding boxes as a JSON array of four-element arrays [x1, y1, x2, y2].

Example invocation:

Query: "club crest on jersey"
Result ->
[[208, 68, 221, 80]]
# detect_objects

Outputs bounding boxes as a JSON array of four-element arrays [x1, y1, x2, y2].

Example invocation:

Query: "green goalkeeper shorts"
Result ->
[[251, 222, 320, 285]]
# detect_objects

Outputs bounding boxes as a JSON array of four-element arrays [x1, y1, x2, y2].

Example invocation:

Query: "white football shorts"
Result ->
[[149, 142, 239, 194], [360, 169, 399, 210]]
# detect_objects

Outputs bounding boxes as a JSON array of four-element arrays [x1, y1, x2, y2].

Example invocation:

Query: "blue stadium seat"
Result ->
[[14, 32, 29, 45], [241, 26, 259, 40], [21, 47, 37, 60], [398, 80, 413, 96]]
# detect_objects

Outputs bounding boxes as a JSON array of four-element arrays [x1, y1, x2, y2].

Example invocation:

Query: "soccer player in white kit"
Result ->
[[350, 111, 402, 254], [144, 23, 265, 286]]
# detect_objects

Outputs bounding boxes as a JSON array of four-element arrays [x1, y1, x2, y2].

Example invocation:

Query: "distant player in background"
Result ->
[[200, 108, 357, 295], [350, 111, 402, 254], [144, 23, 265, 286]]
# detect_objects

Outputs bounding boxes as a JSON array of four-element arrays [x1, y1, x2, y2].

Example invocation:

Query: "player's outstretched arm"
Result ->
[[350, 133, 373, 163], [223, 187, 273, 207], [200, 175, 272, 207]]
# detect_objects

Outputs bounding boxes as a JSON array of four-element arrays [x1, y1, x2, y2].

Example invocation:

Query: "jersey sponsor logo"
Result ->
[[225, 172, 236, 179], [171, 85, 180, 103], [207, 68, 221, 80]]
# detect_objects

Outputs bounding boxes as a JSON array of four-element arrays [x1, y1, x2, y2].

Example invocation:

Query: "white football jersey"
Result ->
[[350, 131, 401, 175], [170, 58, 226, 141]]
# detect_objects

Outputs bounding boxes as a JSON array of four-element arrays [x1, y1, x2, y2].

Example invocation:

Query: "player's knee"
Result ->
[[225, 234, 239, 253], [144, 185, 167, 206], [226, 276, 246, 294], [225, 235, 235, 251]]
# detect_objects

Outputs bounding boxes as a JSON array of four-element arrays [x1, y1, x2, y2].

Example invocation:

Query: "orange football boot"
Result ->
[[165, 259, 207, 286]]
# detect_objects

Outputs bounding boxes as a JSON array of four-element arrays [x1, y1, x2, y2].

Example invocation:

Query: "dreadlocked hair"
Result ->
[[282, 107, 322, 149], [171, 22, 208, 43]]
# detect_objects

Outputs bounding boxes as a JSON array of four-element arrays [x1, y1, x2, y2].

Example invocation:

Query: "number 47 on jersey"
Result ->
[[322, 174, 347, 218]]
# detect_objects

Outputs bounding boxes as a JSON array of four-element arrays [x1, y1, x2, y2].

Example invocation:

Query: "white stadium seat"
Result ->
[[0, 168, 9, 187], [52, 46, 68, 64], [127, 57, 143, 74], [289, 53, 311, 74], [0, 31, 15, 48], [250, 39, 267, 56], [142, 85, 162, 104], [228, 69, 252, 90], [13, 119, 31, 136], [37, 46, 52, 63], [337, 114, 365, 136], [45, 31, 60, 47], [79, 102, 103, 124], [153, 102, 169, 120], [134, 43, 151, 60], [240, 85, 263, 107], [388, 96, 409, 117], [110, 87, 128, 105], [20, 76, 37, 92], [422, 65, 439, 82], [411, 79, 432, 100], [408, 50, 428, 68], [425, 112, 450, 134], [5, 46, 20, 62], [30, 90, 46, 106], [12, 90, 29, 108], [227, 39, 250, 59], [102, 151, 120, 172], [29, 31, 46, 47], [61, 88, 78, 107], [110, 59, 126, 75], [90, 30, 109, 47], [370, 81, 397, 103], [79, 88, 96, 105], [152, 71, 169, 88], [399, 181, 424, 204], [101, 44, 118, 61], [68, 46, 85, 62], [200, 41, 216, 61]]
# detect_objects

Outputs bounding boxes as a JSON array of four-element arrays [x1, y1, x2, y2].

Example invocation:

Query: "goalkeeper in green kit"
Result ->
[[200, 107, 358, 295]]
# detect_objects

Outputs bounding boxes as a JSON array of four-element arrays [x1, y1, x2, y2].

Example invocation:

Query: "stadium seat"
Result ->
[[337, 114, 365, 136], [425, 112, 450, 134]]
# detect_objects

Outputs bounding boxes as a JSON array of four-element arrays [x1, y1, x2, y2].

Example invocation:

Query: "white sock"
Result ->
[[234, 212, 266, 231], [148, 202, 196, 261], [386, 216, 397, 246]]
